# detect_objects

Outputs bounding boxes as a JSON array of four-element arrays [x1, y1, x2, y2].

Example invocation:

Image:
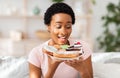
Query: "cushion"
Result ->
[[105, 58, 120, 64], [93, 63, 120, 78], [0, 56, 29, 78]]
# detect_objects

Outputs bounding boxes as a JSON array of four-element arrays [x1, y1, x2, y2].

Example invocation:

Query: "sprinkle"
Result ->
[[60, 45, 69, 49], [77, 42, 81, 45]]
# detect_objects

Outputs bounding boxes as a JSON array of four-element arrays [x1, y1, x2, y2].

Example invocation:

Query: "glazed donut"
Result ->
[[44, 42, 82, 58], [53, 51, 80, 58], [53, 44, 82, 58]]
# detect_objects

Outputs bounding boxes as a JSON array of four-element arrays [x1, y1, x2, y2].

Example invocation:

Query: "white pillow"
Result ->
[[0, 56, 29, 78], [93, 63, 120, 78]]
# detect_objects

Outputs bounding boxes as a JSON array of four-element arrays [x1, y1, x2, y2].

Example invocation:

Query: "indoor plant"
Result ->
[[52, 0, 64, 3], [97, 1, 120, 52]]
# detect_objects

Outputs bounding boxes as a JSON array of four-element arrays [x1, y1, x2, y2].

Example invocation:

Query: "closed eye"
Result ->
[[66, 24, 72, 29], [55, 24, 62, 29]]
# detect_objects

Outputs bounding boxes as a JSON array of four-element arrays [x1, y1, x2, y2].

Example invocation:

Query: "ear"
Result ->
[[47, 26, 51, 33]]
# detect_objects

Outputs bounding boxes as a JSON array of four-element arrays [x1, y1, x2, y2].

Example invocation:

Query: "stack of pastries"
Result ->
[[53, 42, 83, 58]]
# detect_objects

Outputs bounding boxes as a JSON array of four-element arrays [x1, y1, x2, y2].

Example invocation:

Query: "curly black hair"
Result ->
[[44, 2, 75, 25]]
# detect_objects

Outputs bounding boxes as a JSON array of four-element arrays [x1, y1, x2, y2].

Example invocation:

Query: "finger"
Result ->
[[42, 48, 53, 56], [64, 59, 80, 65], [78, 55, 84, 61], [64, 60, 75, 65], [52, 57, 64, 62]]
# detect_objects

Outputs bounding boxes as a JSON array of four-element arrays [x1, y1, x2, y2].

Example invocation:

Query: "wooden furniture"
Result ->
[[0, 0, 93, 42]]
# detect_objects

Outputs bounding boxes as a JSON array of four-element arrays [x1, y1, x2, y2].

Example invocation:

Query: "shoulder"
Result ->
[[29, 43, 44, 56], [28, 41, 48, 68], [80, 40, 92, 60], [29, 40, 49, 56]]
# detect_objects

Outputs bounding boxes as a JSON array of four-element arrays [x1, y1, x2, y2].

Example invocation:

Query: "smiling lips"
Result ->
[[58, 35, 67, 43]]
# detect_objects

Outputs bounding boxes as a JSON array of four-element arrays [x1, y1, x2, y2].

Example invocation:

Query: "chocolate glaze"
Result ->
[[66, 48, 81, 51]]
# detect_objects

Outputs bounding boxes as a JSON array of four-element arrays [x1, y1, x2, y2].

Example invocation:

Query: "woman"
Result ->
[[28, 2, 93, 78]]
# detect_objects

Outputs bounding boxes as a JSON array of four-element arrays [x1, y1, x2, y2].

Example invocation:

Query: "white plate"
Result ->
[[51, 55, 82, 60], [43, 45, 84, 60], [43, 45, 57, 53]]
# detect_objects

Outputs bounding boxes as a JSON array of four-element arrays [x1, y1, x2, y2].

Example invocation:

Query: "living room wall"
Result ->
[[0, 0, 119, 52]]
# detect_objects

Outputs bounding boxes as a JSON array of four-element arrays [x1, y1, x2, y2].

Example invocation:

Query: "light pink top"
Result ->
[[28, 39, 92, 78]]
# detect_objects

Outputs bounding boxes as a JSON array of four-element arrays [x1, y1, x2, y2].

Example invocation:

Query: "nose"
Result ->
[[60, 27, 67, 35]]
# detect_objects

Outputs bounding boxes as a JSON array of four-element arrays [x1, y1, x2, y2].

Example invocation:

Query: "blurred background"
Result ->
[[0, 0, 120, 56]]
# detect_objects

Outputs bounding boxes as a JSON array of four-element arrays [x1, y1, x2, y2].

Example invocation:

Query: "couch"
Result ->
[[0, 52, 120, 78], [92, 52, 120, 78]]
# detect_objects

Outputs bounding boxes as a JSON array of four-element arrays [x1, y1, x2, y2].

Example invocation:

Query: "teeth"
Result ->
[[58, 35, 66, 38], [61, 37, 65, 38]]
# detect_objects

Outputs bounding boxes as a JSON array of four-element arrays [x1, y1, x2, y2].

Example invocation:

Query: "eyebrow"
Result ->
[[56, 21, 72, 24]]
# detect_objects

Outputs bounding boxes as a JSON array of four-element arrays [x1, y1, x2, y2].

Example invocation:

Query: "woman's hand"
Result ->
[[42, 48, 63, 78], [64, 56, 84, 71], [43, 48, 63, 65], [64, 56, 93, 78]]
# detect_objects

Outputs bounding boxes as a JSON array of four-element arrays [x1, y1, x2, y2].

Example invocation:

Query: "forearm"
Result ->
[[76, 57, 93, 78], [44, 68, 56, 78], [29, 63, 42, 78], [79, 63, 93, 78], [44, 63, 59, 78], [79, 68, 93, 78]]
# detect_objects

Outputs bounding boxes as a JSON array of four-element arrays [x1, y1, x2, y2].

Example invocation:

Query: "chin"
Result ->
[[58, 41, 68, 45]]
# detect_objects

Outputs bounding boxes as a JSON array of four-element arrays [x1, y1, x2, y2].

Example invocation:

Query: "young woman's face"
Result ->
[[48, 13, 72, 45]]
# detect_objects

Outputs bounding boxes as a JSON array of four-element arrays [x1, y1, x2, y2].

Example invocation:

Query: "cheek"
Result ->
[[68, 29, 72, 34], [51, 28, 58, 35], [69, 31, 72, 35]]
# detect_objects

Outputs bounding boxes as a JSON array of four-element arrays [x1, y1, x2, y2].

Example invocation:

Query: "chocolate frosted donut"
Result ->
[[53, 42, 82, 58]]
